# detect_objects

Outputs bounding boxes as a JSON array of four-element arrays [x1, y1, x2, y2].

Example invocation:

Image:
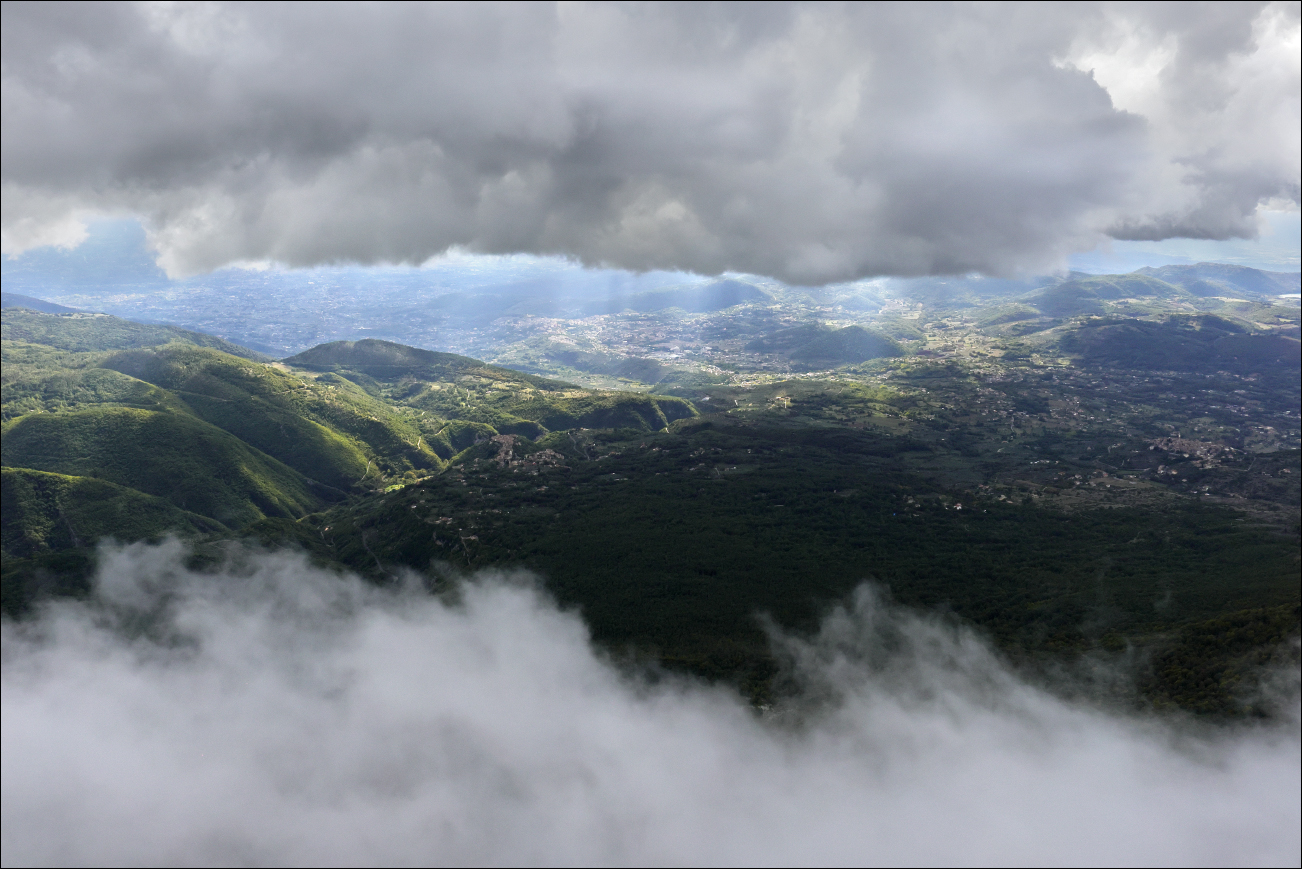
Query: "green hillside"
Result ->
[[792, 325, 903, 364], [1136, 263, 1301, 297], [4, 307, 1294, 718], [407, 384, 697, 437], [1058, 274, 1187, 300], [582, 279, 769, 315], [2, 343, 191, 420], [481, 337, 672, 386], [746, 324, 903, 366], [1057, 316, 1301, 376], [287, 338, 698, 439], [1, 320, 702, 568], [2, 467, 222, 559], [1024, 274, 1192, 318], [1, 316, 429, 549], [103, 345, 440, 487], [3, 317, 455, 492], [1, 308, 268, 359], [2, 311, 344, 581], [2, 408, 322, 527], [1, 292, 78, 313], [286, 338, 561, 387]]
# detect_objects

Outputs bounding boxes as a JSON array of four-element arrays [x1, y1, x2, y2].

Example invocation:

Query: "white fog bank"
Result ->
[[2, 541, 1298, 867]]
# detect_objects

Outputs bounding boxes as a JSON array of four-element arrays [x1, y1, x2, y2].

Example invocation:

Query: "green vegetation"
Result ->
[[2, 347, 190, 420], [2, 466, 222, 557], [290, 339, 697, 440], [1144, 604, 1301, 715], [286, 338, 562, 387], [1, 292, 78, 314], [2, 407, 321, 526], [290, 417, 1298, 709], [1057, 316, 1301, 376], [1, 308, 267, 358], [3, 306, 1296, 719], [1023, 273, 1206, 320], [102, 344, 440, 486], [746, 324, 902, 366], [1137, 263, 1301, 298], [0, 466, 228, 615], [476, 337, 672, 388], [1, 320, 701, 600]]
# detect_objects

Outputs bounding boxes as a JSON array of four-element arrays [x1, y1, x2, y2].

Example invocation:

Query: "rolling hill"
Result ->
[[1, 292, 79, 314], [288, 339, 697, 438], [2, 466, 223, 558], [746, 324, 903, 366], [1135, 263, 1301, 298], [2, 307, 268, 359], [1027, 274, 1190, 317], [2, 318, 699, 563], [582, 279, 769, 316], [2, 280, 1297, 719], [1056, 315, 1301, 376]]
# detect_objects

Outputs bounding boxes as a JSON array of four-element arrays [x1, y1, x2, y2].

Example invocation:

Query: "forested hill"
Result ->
[[2, 306, 269, 359], [2, 314, 695, 571], [2, 307, 1296, 718], [286, 338, 566, 390], [1, 292, 79, 314]]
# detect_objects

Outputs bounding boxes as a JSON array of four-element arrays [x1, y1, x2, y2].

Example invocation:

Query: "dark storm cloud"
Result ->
[[2, 2, 1298, 280], [2, 541, 1299, 865]]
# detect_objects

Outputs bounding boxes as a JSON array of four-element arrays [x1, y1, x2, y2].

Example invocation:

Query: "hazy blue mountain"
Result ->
[[1135, 263, 1301, 298], [1026, 274, 1191, 317], [885, 274, 1059, 306], [584, 279, 769, 315], [1, 293, 79, 313]]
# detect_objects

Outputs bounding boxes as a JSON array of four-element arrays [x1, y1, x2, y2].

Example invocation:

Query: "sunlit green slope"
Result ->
[[2, 408, 322, 527], [102, 345, 440, 487], [1, 308, 269, 358], [2, 467, 223, 559], [285, 338, 698, 440], [2, 317, 699, 561], [3, 315, 441, 551]]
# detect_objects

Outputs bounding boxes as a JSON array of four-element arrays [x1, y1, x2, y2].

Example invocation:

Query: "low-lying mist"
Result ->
[[3, 541, 1298, 867]]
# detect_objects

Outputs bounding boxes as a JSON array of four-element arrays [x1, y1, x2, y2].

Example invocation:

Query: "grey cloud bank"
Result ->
[[2, 2, 1298, 283], [2, 541, 1299, 866]]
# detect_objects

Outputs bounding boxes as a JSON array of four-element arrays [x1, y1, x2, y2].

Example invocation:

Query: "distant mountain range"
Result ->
[[1136, 263, 1301, 296]]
